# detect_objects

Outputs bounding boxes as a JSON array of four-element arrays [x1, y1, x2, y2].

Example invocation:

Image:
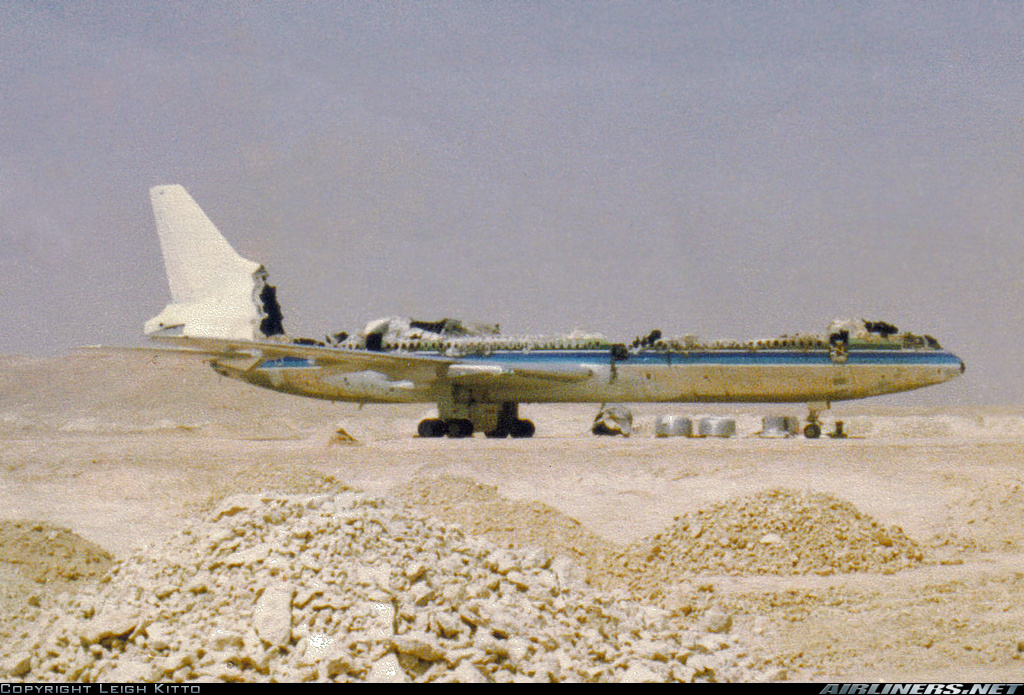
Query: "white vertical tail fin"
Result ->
[[145, 185, 284, 340]]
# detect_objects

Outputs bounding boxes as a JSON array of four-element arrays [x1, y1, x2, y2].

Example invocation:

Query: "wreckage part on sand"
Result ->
[[697, 417, 736, 438], [654, 415, 693, 438]]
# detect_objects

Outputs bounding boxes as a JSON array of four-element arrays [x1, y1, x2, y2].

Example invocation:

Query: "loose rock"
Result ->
[[4, 491, 773, 682]]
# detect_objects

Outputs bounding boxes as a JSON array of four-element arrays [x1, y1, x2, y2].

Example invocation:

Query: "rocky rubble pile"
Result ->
[[390, 476, 620, 588], [3, 492, 777, 683], [622, 489, 923, 596]]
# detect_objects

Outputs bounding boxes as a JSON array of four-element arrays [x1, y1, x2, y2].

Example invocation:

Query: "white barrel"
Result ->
[[698, 416, 736, 438], [655, 415, 692, 437], [761, 415, 798, 438]]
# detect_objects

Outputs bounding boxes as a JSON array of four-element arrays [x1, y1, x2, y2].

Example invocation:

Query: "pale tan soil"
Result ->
[[1, 353, 1023, 681]]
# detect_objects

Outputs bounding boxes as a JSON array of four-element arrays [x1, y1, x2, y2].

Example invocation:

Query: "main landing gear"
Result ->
[[417, 401, 535, 439], [485, 416, 536, 439], [417, 418, 472, 438]]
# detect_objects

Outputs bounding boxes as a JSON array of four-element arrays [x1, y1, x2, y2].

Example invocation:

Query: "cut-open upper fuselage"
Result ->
[[209, 328, 964, 406]]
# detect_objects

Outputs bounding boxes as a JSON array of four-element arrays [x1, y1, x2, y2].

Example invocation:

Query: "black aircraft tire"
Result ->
[[804, 423, 822, 439], [418, 419, 448, 438], [446, 419, 474, 439], [509, 419, 536, 438], [485, 426, 509, 438]]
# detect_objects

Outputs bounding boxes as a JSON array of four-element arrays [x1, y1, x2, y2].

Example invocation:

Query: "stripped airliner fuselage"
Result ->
[[141, 184, 965, 439], [219, 340, 963, 406], [185, 326, 964, 438]]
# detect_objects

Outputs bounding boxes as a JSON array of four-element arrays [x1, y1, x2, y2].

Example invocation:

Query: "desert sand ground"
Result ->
[[0, 352, 1022, 682]]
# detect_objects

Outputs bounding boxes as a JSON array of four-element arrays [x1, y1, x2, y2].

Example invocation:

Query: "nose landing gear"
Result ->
[[802, 402, 846, 439], [804, 402, 827, 439]]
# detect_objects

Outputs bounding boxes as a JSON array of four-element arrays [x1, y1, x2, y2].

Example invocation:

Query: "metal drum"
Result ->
[[654, 415, 693, 437], [761, 415, 799, 438], [697, 416, 736, 438]]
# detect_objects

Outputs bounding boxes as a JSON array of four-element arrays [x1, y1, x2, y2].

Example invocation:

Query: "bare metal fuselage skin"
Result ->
[[213, 345, 964, 406]]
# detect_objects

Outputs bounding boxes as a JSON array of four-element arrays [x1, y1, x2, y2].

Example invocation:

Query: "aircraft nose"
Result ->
[[942, 354, 965, 382]]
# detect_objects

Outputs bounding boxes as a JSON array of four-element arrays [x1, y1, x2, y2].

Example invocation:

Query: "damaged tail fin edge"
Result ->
[[145, 185, 284, 341]]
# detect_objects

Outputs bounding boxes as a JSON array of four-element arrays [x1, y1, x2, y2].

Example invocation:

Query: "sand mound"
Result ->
[[0, 521, 115, 656], [0, 521, 114, 584], [622, 489, 923, 594], [3, 492, 775, 683], [389, 476, 620, 587]]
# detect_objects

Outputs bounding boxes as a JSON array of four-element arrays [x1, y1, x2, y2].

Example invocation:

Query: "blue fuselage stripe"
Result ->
[[258, 349, 961, 369], [448, 349, 960, 367], [261, 356, 317, 368]]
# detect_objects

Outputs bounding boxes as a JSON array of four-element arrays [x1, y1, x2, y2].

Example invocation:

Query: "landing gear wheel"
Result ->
[[803, 423, 822, 439], [446, 419, 474, 438], [417, 418, 448, 438], [508, 419, 536, 438]]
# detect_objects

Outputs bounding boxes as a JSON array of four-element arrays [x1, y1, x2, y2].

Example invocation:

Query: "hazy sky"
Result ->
[[1, 2, 1021, 405]]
